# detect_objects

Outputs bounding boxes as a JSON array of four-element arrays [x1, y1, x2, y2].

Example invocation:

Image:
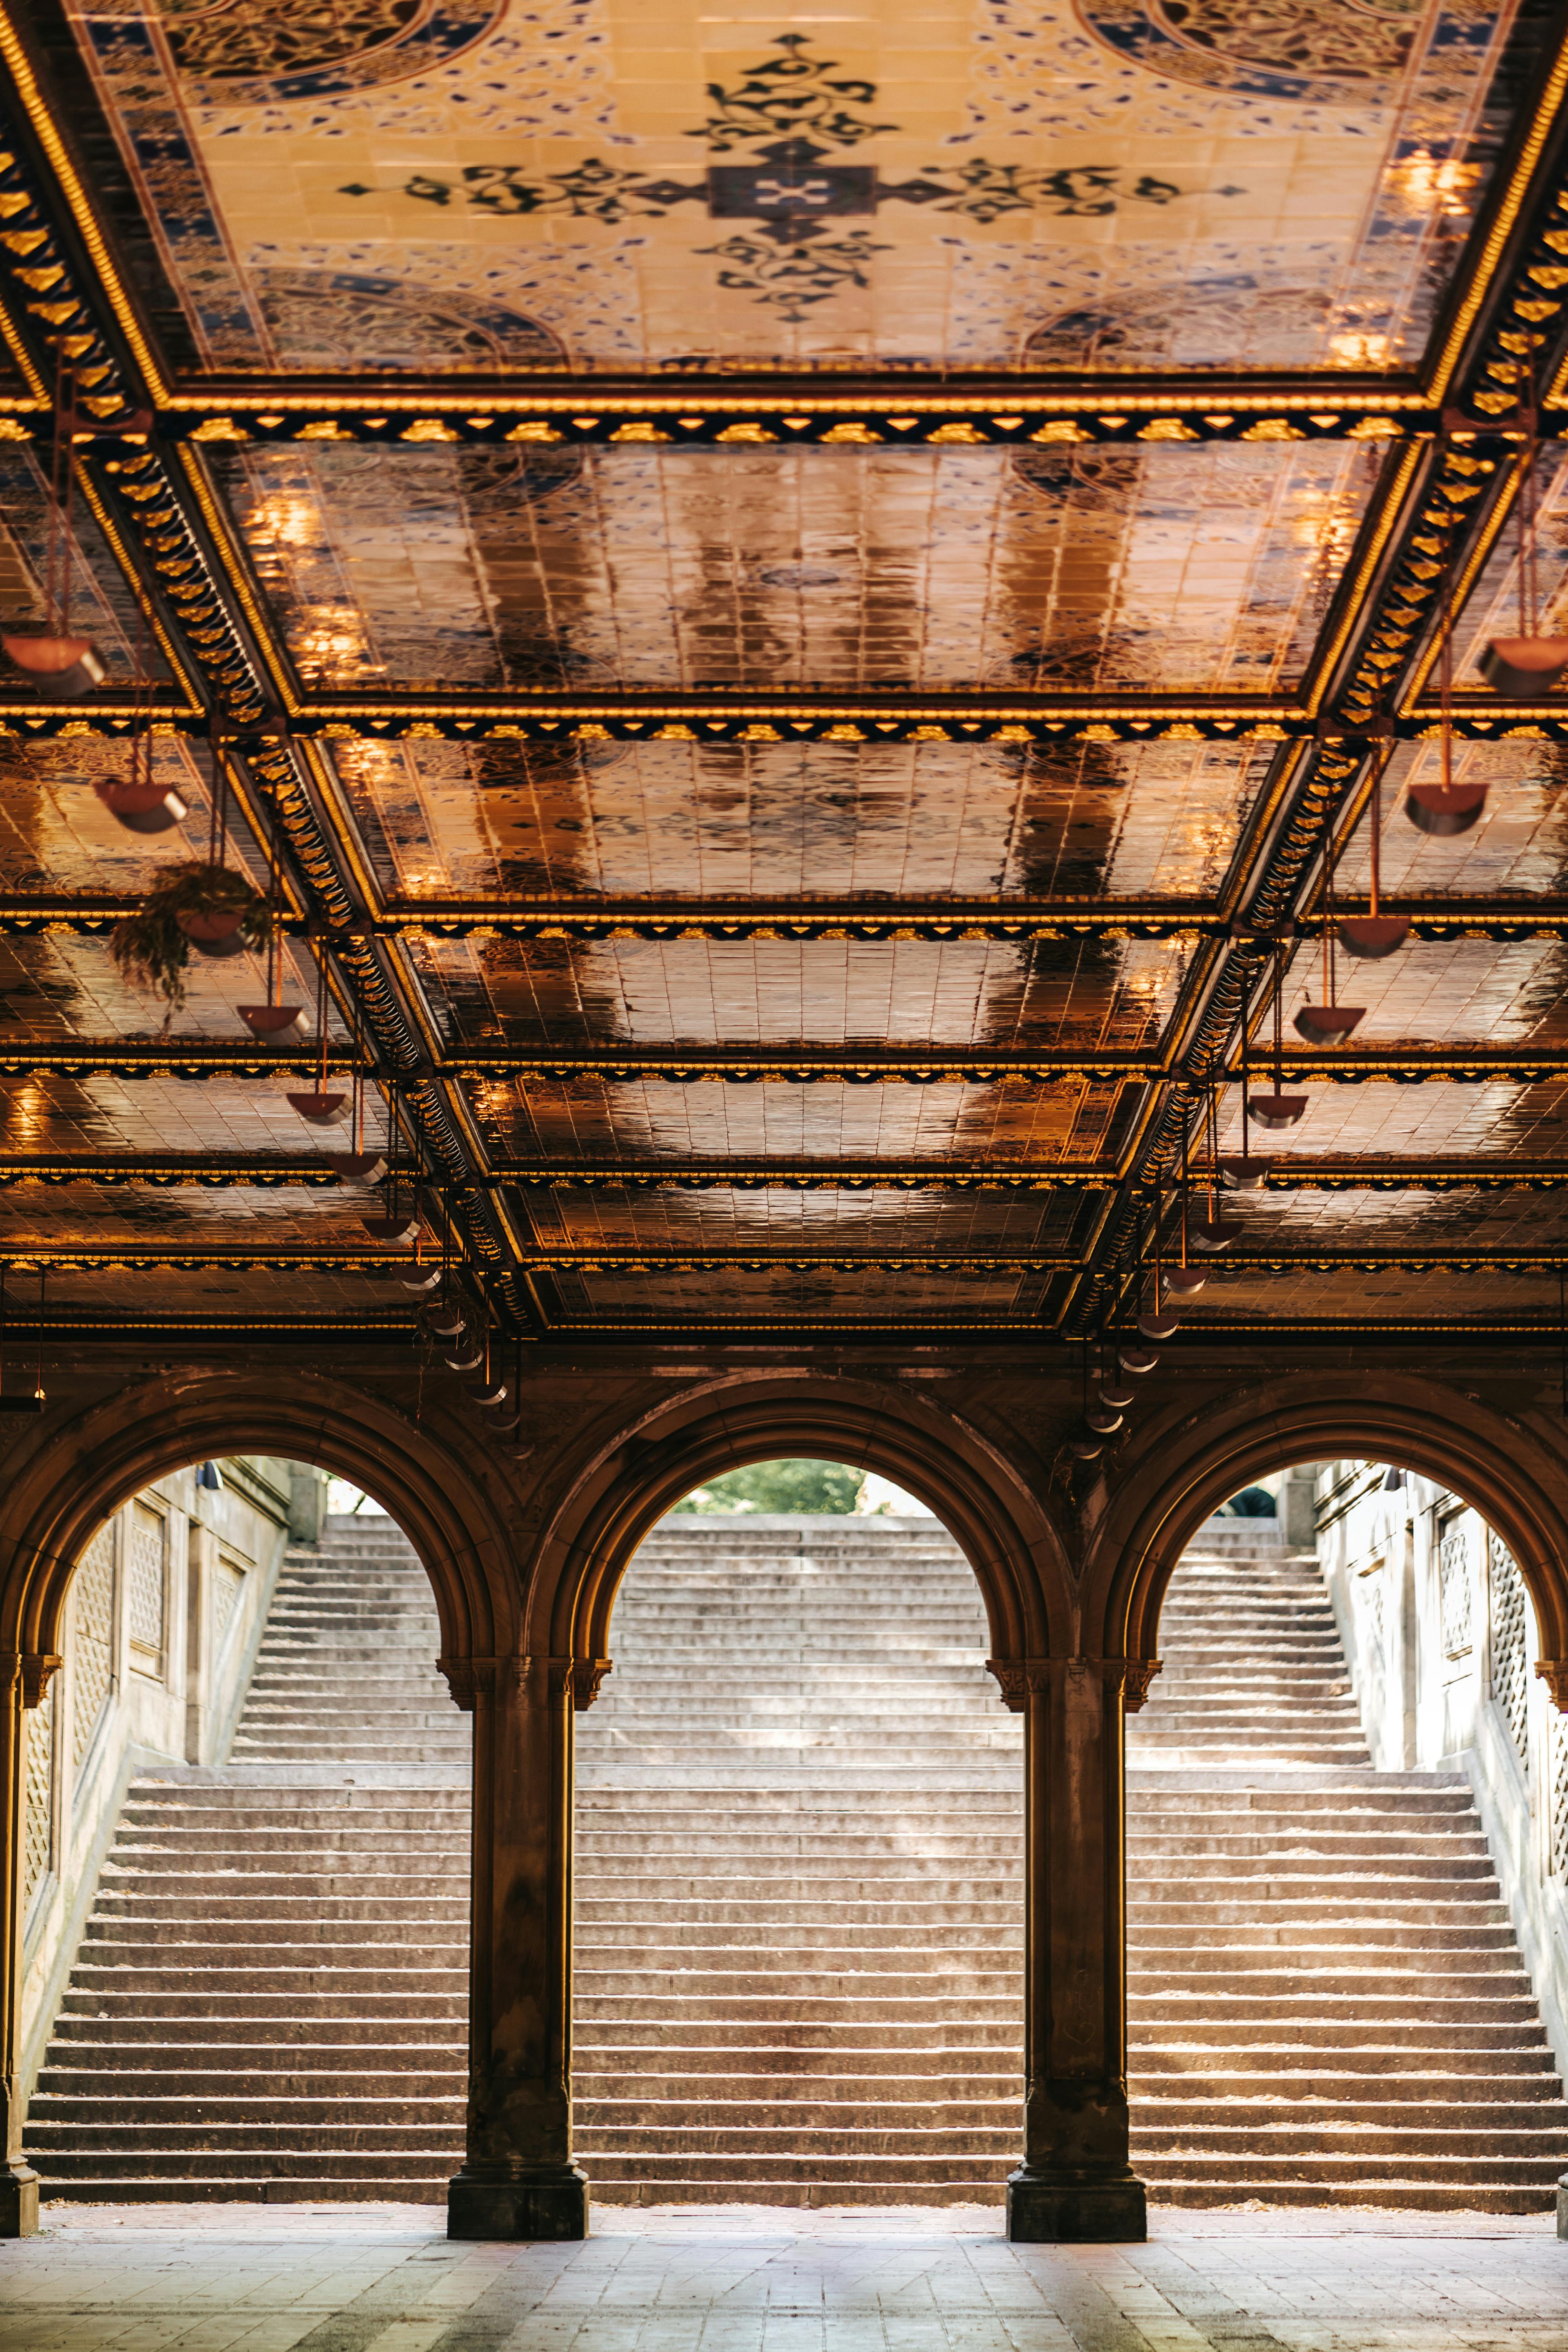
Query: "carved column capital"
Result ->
[[574, 1658, 612, 1711], [1, 1652, 61, 1709], [437, 1656, 528, 1711], [1536, 1657, 1568, 1710], [986, 1655, 1161, 1714]]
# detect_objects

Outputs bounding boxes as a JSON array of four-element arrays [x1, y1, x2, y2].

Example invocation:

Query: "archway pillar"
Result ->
[[1007, 1656, 1147, 2244], [1, 1651, 53, 2238], [445, 1653, 589, 2241]]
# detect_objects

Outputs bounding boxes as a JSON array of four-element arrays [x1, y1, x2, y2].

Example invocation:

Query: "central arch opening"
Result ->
[[571, 1457, 1026, 2207]]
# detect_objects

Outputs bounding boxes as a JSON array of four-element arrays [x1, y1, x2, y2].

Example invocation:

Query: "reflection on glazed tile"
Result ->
[[0, 1072, 367, 1158], [474, 1073, 1140, 1166], [527, 1183, 1091, 1254], [1192, 1264, 1557, 1323], [555, 1263, 1047, 1320], [0, 454, 174, 681], [218, 442, 1374, 695], [409, 934, 1183, 1052], [0, 928, 341, 1051], [1211, 1183, 1568, 1255], [1216, 1078, 1568, 1164], [0, 1182, 387, 1249], [329, 736, 1270, 904], [1267, 934, 1568, 1050], [1322, 741, 1568, 900]]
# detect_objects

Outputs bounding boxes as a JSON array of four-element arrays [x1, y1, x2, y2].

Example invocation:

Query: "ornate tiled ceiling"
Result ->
[[0, 0, 1564, 1342]]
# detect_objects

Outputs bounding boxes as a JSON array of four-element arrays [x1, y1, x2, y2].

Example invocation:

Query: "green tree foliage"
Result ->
[[673, 1459, 863, 1515]]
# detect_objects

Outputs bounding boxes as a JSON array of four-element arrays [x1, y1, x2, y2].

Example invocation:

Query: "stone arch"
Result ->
[[0, 1365, 518, 1701], [519, 1374, 1072, 1692], [1086, 1374, 1568, 1706]]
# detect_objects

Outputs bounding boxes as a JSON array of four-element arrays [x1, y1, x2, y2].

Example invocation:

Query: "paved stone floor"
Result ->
[[1, 2204, 1566, 2352]]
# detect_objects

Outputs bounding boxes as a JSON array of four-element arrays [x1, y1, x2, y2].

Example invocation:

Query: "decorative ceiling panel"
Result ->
[[524, 1183, 1091, 1254], [475, 1074, 1142, 1166], [70, 5, 1537, 371], [407, 934, 1185, 1053], [329, 735, 1272, 903], [214, 440, 1377, 695]]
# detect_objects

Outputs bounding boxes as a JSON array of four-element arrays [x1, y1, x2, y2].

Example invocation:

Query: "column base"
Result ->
[[447, 2165, 590, 2241], [1557, 2172, 1568, 2240], [1006, 2167, 1147, 2244], [0, 2161, 39, 2238]]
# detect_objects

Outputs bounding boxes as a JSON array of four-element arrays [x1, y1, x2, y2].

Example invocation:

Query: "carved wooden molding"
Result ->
[[1535, 1657, 1568, 1710], [437, 1654, 612, 1711], [1, 1650, 62, 1708], [985, 1656, 1159, 1714]]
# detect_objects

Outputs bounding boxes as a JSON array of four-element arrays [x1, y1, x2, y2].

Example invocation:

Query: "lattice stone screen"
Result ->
[[23, 1670, 54, 1913], [70, 1522, 115, 1768], [1439, 1521, 1473, 1655], [212, 1552, 245, 1653], [1489, 1531, 1531, 1768], [127, 1501, 166, 1673]]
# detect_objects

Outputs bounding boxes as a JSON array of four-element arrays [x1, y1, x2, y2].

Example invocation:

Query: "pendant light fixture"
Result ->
[[1481, 376, 1568, 693], [361, 1092, 419, 1245], [288, 938, 348, 1125], [1190, 1085, 1243, 1253], [95, 581, 186, 835], [1252, 942, 1310, 1123], [1295, 806, 1365, 1043], [240, 790, 306, 1044], [1221, 991, 1271, 1191], [4, 364, 105, 699], [1164, 1112, 1205, 1299], [1409, 524, 1486, 835], [1339, 740, 1409, 958], [1138, 1182, 1181, 1340]]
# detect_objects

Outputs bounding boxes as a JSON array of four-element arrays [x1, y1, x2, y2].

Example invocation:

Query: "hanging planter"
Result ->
[[1339, 915, 1408, 958], [401, 1264, 442, 1293], [1118, 1345, 1160, 1376], [1406, 782, 1486, 836], [1165, 1266, 1206, 1299], [1085, 1402, 1123, 1434], [1189, 1214, 1243, 1254], [1099, 1380, 1136, 1410], [286, 1090, 348, 1125], [470, 1380, 509, 1409], [1068, 1431, 1104, 1461], [110, 860, 272, 1007], [1218, 1154, 1269, 1191], [423, 1305, 466, 1338], [1138, 1308, 1181, 1340], [445, 1344, 485, 1373], [93, 779, 187, 837]]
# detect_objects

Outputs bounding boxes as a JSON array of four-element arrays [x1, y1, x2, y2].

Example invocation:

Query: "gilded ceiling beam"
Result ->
[[505, 1156, 1568, 1192]]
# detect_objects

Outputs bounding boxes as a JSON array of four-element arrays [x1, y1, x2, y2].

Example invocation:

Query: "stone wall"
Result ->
[[1317, 1460, 1568, 2083], [18, 1458, 310, 2096]]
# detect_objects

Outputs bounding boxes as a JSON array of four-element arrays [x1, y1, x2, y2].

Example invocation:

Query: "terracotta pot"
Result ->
[[1406, 784, 1486, 836], [1165, 1266, 1207, 1298], [4, 633, 105, 698], [177, 906, 246, 945], [239, 1004, 305, 1045], [286, 1090, 347, 1125], [1249, 1091, 1308, 1129], [1293, 1003, 1365, 1044], [1479, 635, 1568, 695], [1339, 915, 1409, 959], [93, 781, 187, 836]]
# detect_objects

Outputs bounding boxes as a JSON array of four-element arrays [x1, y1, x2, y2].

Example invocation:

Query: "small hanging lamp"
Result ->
[[1340, 741, 1410, 958], [1295, 806, 1365, 1043], [1251, 942, 1309, 1126], [241, 791, 305, 1043], [4, 365, 105, 698], [1410, 529, 1486, 835], [1481, 383, 1568, 693], [95, 579, 187, 834], [287, 936, 348, 1124], [1221, 1000, 1272, 1189]]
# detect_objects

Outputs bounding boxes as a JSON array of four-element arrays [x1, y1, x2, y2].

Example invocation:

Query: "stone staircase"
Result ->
[[24, 1516, 470, 2202], [572, 1515, 1025, 2205], [23, 1507, 1568, 2210], [1126, 1525, 1568, 2209]]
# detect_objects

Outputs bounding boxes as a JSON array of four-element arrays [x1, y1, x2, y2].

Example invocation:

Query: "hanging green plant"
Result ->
[[110, 860, 272, 1007]]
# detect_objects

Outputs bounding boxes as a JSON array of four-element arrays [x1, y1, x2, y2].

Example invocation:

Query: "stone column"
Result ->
[[0, 1651, 56, 2238], [445, 1653, 589, 2239], [1005, 1655, 1148, 2242]]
